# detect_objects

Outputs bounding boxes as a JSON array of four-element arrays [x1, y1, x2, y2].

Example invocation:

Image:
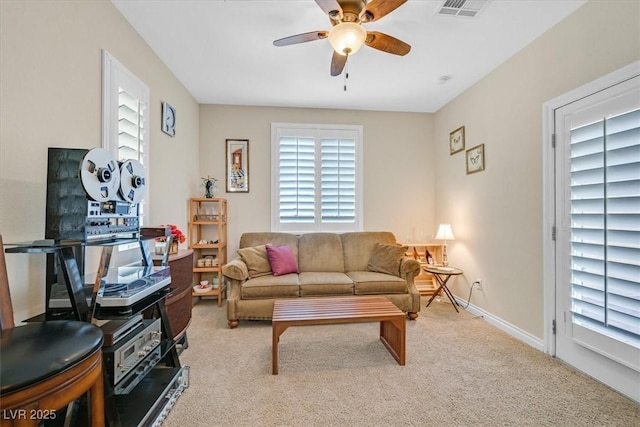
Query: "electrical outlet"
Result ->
[[475, 279, 483, 291]]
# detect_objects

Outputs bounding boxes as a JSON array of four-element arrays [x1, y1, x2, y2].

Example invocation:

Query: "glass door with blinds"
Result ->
[[554, 73, 639, 400]]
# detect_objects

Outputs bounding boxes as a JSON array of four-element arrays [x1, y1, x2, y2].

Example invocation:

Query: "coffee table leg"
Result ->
[[272, 323, 288, 375], [379, 316, 406, 366]]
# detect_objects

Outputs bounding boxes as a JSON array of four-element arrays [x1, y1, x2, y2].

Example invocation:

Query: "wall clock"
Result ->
[[162, 102, 176, 137]]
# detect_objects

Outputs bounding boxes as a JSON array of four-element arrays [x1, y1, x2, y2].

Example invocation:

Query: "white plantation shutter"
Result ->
[[272, 124, 363, 233], [279, 136, 315, 223], [321, 137, 356, 223], [117, 87, 146, 225], [570, 107, 640, 347], [118, 88, 144, 163]]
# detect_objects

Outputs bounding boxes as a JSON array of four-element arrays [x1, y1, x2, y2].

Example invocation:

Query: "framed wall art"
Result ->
[[466, 144, 485, 174], [226, 139, 249, 193], [161, 101, 176, 137], [449, 126, 465, 155]]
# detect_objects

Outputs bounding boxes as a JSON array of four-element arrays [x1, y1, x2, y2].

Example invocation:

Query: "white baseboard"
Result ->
[[454, 297, 545, 352]]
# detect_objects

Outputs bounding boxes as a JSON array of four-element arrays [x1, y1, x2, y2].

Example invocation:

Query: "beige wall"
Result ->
[[0, 0, 200, 321], [199, 105, 434, 256], [433, 0, 640, 338], [2, 0, 638, 342]]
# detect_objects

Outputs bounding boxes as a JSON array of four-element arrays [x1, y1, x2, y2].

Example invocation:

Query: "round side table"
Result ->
[[423, 266, 464, 313]]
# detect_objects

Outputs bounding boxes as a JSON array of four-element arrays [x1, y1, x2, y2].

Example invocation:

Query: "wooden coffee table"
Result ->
[[272, 296, 406, 375]]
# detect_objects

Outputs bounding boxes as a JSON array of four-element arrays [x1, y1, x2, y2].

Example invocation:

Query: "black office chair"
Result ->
[[0, 235, 105, 426]]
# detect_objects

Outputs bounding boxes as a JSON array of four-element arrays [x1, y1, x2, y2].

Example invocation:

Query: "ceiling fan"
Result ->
[[273, 0, 411, 77]]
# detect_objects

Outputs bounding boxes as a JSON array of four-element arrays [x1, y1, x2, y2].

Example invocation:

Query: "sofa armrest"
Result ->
[[222, 257, 249, 281], [399, 257, 421, 281]]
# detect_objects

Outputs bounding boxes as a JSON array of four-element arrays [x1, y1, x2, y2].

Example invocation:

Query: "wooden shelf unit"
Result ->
[[188, 198, 228, 306], [402, 242, 445, 296]]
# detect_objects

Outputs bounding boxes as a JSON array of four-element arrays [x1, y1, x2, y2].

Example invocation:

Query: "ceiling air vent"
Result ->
[[437, 0, 489, 18]]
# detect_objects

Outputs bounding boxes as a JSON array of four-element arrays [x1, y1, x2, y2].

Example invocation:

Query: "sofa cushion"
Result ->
[[237, 245, 271, 278], [240, 274, 300, 299], [298, 233, 345, 273], [266, 244, 300, 276], [347, 271, 408, 295], [298, 272, 354, 296], [341, 232, 398, 272], [366, 243, 408, 276]]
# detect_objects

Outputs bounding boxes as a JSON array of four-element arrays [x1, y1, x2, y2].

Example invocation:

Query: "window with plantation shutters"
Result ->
[[102, 50, 149, 236], [272, 124, 363, 233]]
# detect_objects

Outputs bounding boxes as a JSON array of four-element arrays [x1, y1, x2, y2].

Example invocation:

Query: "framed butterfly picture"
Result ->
[[466, 144, 485, 174], [449, 126, 465, 155]]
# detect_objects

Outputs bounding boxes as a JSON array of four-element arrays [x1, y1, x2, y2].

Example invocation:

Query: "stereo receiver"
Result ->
[[102, 318, 162, 392]]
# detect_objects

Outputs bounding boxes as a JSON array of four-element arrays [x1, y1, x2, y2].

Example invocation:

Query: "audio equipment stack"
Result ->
[[37, 147, 189, 425]]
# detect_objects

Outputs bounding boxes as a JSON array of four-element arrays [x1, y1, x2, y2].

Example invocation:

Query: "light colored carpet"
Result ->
[[162, 298, 639, 427]]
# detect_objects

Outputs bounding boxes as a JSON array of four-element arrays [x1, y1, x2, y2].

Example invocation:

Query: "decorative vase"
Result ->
[[169, 240, 179, 254]]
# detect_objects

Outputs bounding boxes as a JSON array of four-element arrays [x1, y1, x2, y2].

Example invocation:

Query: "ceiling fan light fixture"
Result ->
[[328, 22, 367, 56]]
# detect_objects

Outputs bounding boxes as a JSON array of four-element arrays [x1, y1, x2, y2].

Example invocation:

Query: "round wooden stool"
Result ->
[[0, 321, 104, 427]]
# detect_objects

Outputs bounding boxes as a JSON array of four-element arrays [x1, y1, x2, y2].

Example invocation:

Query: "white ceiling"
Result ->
[[112, 0, 586, 113]]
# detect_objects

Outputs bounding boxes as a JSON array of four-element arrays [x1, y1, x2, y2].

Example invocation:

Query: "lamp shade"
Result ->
[[328, 22, 367, 56], [435, 224, 455, 241]]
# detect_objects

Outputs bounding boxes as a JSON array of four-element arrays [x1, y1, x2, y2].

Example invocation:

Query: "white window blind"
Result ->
[[570, 108, 640, 347], [272, 124, 363, 233]]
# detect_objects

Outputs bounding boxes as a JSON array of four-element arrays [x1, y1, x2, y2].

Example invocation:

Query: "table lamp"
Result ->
[[435, 224, 455, 266]]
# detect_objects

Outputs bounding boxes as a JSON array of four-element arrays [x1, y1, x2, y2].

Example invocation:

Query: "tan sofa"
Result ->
[[221, 231, 421, 328]]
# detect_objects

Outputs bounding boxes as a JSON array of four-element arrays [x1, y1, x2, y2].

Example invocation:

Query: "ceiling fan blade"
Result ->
[[361, 0, 407, 22], [330, 51, 347, 76], [315, 0, 343, 20], [365, 31, 411, 56], [273, 31, 329, 47]]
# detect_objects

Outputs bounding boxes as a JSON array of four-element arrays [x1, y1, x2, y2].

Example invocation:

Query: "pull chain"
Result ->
[[343, 54, 349, 91]]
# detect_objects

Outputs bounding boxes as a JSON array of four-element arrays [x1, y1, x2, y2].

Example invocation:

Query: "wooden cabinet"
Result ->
[[152, 249, 193, 348], [188, 198, 227, 306], [402, 243, 444, 296]]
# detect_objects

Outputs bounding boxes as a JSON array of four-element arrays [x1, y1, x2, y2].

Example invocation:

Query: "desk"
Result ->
[[423, 266, 463, 313]]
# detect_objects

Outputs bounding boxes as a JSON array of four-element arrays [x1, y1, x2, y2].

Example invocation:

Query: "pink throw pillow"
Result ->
[[265, 244, 299, 276]]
